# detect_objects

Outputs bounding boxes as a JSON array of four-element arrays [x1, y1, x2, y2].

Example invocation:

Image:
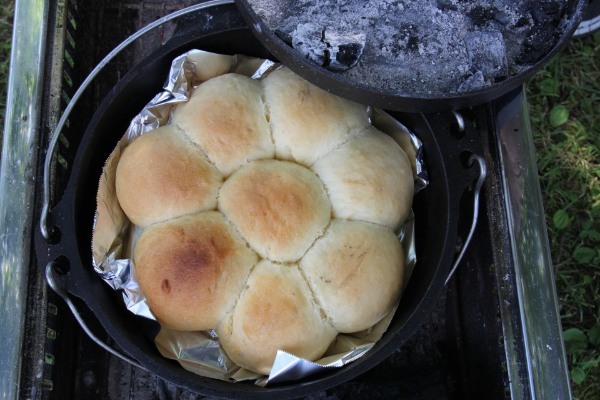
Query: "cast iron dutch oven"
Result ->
[[236, 0, 586, 112], [35, 0, 583, 398]]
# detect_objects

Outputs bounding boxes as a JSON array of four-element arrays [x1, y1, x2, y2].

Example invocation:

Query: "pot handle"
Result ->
[[45, 260, 148, 371], [444, 151, 487, 285]]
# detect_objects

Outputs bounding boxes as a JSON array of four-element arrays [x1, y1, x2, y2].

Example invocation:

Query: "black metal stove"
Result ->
[[0, 1, 572, 399]]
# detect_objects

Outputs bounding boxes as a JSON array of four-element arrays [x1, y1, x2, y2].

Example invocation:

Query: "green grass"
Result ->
[[0, 0, 13, 142], [527, 32, 600, 400], [0, 1, 598, 397]]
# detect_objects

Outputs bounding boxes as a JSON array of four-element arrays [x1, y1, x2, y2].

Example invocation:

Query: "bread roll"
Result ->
[[263, 67, 370, 166], [311, 127, 414, 229], [134, 212, 258, 331], [217, 260, 337, 375], [371, 109, 418, 177], [219, 159, 331, 262], [106, 68, 416, 376], [115, 126, 222, 227], [186, 50, 232, 82], [172, 73, 274, 176], [299, 220, 404, 333]]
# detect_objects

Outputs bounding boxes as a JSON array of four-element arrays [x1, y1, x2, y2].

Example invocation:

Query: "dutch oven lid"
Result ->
[[235, 0, 585, 112]]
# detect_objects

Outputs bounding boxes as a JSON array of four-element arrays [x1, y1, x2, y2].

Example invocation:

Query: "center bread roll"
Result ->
[[219, 159, 332, 263], [110, 65, 415, 377]]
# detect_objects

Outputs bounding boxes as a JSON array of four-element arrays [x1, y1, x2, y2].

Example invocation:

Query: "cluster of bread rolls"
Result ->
[[115, 67, 414, 375]]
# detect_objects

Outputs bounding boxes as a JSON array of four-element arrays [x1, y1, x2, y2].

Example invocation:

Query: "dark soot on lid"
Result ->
[[248, 0, 570, 96]]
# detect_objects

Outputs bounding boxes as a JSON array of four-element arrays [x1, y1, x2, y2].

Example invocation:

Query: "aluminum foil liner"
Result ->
[[92, 49, 428, 385]]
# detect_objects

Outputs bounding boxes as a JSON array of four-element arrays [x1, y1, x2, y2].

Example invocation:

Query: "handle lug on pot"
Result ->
[[452, 110, 465, 133], [45, 260, 148, 371]]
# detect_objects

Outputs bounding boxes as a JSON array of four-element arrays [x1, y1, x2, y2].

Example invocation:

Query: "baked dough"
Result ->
[[115, 126, 222, 227], [134, 211, 258, 331], [217, 260, 337, 375], [299, 219, 404, 333], [186, 50, 233, 82], [263, 67, 370, 166], [110, 67, 415, 376], [312, 126, 414, 229], [172, 73, 274, 176], [219, 159, 331, 263]]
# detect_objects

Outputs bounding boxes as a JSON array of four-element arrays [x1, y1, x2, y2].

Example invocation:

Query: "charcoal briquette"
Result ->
[[516, 24, 556, 64], [291, 23, 366, 71], [515, 16, 531, 28], [251, 0, 568, 95], [539, 0, 565, 17], [333, 43, 365, 70], [468, 6, 499, 26], [291, 23, 328, 66], [492, 11, 511, 27], [323, 30, 366, 71], [437, 0, 458, 11]]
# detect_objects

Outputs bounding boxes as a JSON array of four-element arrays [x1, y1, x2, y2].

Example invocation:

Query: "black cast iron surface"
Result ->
[[235, 0, 585, 112], [24, 0, 527, 398]]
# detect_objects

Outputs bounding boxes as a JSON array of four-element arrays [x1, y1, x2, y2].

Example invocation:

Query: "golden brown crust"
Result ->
[[216, 260, 337, 375], [311, 127, 414, 229], [219, 159, 331, 262], [172, 73, 274, 176], [299, 219, 404, 333], [108, 69, 415, 375], [134, 211, 258, 331], [115, 126, 222, 227], [263, 67, 370, 166]]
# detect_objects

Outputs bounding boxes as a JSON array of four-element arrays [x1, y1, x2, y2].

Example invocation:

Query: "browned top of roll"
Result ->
[[115, 126, 222, 227], [299, 219, 404, 333], [311, 126, 414, 230], [263, 67, 370, 166], [219, 159, 331, 262], [216, 260, 337, 375], [106, 67, 416, 376], [172, 73, 274, 176], [134, 212, 258, 331]]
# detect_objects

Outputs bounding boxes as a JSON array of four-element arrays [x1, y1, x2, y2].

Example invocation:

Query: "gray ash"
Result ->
[[290, 23, 367, 71], [465, 30, 507, 79], [457, 70, 486, 92], [248, 0, 571, 96]]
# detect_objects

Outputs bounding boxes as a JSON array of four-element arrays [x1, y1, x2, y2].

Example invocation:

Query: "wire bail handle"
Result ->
[[445, 111, 487, 285], [39, 0, 235, 241]]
